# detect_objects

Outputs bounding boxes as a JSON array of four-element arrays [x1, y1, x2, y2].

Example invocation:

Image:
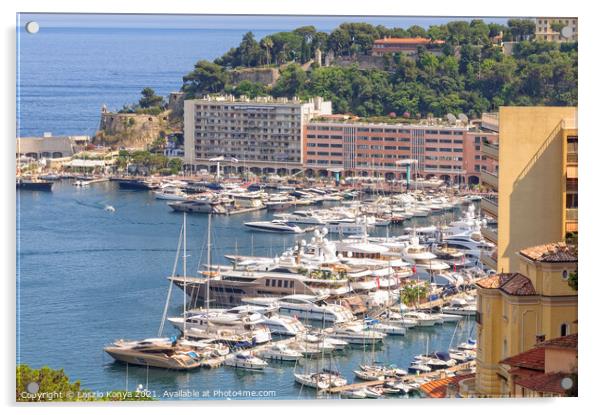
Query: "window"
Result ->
[[283, 280, 289, 288], [562, 270, 569, 280], [277, 280, 283, 288], [560, 323, 569, 337], [566, 194, 578, 209], [265, 279, 270, 287]]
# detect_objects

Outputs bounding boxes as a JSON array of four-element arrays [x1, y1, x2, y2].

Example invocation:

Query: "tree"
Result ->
[[507, 19, 536, 41], [232, 80, 267, 98], [138, 87, 164, 109], [17, 365, 152, 402], [568, 269, 578, 291], [182, 60, 229, 98], [168, 158, 182, 175], [400, 283, 428, 308], [238, 32, 262, 67], [271, 64, 307, 97]]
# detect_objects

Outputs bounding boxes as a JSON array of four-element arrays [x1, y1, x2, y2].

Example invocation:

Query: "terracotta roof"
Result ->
[[537, 333, 578, 350], [374, 37, 445, 45], [519, 242, 578, 263], [500, 347, 545, 371], [500, 273, 537, 296], [514, 372, 567, 395], [476, 273, 537, 296], [420, 374, 475, 398], [475, 274, 502, 289]]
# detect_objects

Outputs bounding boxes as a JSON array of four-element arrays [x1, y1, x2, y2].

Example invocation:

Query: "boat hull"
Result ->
[[104, 348, 201, 370]]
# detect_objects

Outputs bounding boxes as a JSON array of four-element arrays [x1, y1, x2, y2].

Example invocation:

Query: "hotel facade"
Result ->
[[303, 118, 498, 185], [183, 95, 332, 174]]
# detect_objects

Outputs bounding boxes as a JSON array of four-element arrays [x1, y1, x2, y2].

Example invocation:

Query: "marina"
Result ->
[[18, 178, 484, 399]]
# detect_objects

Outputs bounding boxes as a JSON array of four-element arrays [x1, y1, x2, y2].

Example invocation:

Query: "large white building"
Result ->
[[183, 95, 331, 174]]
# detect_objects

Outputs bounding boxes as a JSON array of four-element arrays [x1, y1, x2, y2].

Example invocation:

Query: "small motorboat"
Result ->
[[408, 363, 432, 374], [362, 387, 383, 399], [457, 339, 477, 351], [353, 369, 384, 381], [384, 380, 413, 394], [259, 344, 302, 362], [224, 351, 268, 370], [370, 323, 406, 336], [359, 364, 407, 378], [244, 220, 304, 234], [331, 326, 386, 345], [341, 389, 368, 399]]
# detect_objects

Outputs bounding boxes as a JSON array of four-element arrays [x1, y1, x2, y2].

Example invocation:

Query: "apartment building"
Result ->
[[534, 17, 578, 42], [479, 107, 578, 273], [303, 117, 498, 185], [183, 95, 332, 174]]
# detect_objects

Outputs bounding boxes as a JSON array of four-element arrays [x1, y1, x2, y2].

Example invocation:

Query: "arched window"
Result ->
[[560, 323, 569, 337]]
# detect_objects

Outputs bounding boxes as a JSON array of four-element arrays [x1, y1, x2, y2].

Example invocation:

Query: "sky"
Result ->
[[16, 13, 515, 31]]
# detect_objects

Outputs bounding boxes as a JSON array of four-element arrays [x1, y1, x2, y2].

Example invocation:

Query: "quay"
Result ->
[[224, 206, 265, 216]]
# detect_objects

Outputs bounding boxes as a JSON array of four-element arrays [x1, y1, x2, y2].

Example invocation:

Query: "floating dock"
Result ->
[[327, 361, 476, 394]]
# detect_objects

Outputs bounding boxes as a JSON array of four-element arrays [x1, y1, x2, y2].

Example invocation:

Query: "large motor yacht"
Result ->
[[103, 338, 202, 370]]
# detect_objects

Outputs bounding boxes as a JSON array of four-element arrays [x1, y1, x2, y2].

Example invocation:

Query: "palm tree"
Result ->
[[400, 283, 428, 308], [260, 37, 273, 66]]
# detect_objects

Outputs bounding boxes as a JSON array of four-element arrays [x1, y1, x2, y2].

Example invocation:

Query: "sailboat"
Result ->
[[104, 213, 202, 370], [294, 313, 347, 391]]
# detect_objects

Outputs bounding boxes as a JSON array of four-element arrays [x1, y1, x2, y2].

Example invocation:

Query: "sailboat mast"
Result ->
[[206, 213, 212, 311], [183, 212, 187, 334]]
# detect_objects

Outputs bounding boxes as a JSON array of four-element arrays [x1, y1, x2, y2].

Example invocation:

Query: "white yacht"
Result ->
[[168, 308, 272, 344], [275, 210, 326, 225], [218, 305, 306, 337], [259, 343, 303, 361], [401, 311, 440, 327], [224, 351, 268, 370], [244, 220, 304, 234], [294, 370, 347, 390], [247, 294, 355, 323], [153, 186, 189, 201], [331, 325, 386, 345], [441, 298, 477, 316]]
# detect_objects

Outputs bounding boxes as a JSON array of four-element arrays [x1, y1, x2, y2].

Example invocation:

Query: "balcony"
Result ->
[[481, 140, 499, 160], [566, 208, 578, 221], [480, 169, 498, 188], [481, 249, 498, 271], [480, 195, 498, 217], [481, 226, 498, 244]]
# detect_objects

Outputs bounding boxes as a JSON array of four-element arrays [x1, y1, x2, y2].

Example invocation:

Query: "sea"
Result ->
[[16, 17, 479, 400]]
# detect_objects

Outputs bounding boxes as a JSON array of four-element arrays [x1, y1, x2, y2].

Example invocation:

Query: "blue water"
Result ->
[[17, 27, 279, 137]]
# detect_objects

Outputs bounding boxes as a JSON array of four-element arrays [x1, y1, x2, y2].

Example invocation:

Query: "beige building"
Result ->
[[475, 242, 578, 396], [480, 107, 577, 273], [534, 17, 578, 42], [16, 134, 90, 160], [183, 95, 331, 174]]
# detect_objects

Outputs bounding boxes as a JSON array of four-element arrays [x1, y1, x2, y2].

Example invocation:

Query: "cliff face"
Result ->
[[95, 112, 170, 148]]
